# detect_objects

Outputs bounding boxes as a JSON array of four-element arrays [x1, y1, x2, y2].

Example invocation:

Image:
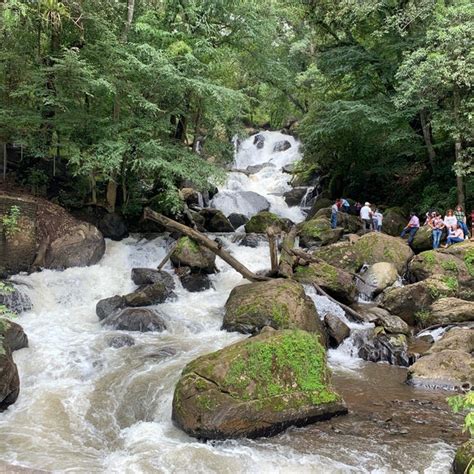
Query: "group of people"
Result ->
[[330, 198, 472, 250]]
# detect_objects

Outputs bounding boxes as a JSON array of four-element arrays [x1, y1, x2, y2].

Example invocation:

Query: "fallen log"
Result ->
[[312, 282, 365, 323], [157, 241, 178, 270], [144, 208, 270, 282], [266, 226, 279, 274]]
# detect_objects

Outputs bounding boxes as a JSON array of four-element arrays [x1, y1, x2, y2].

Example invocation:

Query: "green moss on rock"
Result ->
[[245, 212, 289, 233]]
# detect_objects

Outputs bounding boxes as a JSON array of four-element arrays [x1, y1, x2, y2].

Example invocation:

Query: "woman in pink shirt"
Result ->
[[445, 224, 464, 246]]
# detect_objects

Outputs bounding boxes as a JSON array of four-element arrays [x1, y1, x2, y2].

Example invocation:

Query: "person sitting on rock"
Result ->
[[400, 212, 419, 245], [424, 210, 436, 226], [454, 204, 469, 239], [429, 212, 445, 250], [444, 223, 464, 247], [360, 202, 372, 233], [331, 199, 340, 229]]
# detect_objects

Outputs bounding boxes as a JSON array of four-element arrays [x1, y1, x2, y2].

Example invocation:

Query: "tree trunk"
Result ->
[[266, 226, 279, 274], [106, 179, 118, 212], [453, 87, 465, 208], [143, 208, 270, 282], [121, 0, 135, 42], [2, 143, 6, 181], [419, 109, 436, 171]]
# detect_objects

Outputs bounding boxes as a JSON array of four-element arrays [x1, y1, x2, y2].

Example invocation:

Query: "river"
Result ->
[[0, 132, 463, 473]]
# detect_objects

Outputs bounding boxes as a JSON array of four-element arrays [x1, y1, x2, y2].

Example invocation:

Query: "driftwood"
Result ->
[[312, 282, 365, 323], [157, 241, 178, 270], [266, 226, 279, 274], [144, 208, 270, 282], [279, 227, 298, 277]]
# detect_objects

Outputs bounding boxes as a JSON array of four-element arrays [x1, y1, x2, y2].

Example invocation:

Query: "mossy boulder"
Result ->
[[199, 209, 234, 232], [428, 298, 474, 325], [298, 218, 343, 247], [223, 279, 325, 343], [171, 329, 347, 440], [123, 281, 173, 306], [407, 350, 474, 390], [382, 208, 407, 237], [313, 241, 360, 273], [170, 237, 216, 273], [360, 262, 399, 296], [380, 275, 457, 326], [244, 211, 291, 234], [410, 225, 433, 252], [293, 262, 356, 303], [453, 439, 474, 474], [307, 198, 333, 219], [313, 208, 362, 234], [427, 328, 474, 354]]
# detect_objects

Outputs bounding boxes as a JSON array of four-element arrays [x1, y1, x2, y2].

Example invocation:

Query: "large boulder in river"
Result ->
[[293, 262, 356, 303], [0, 321, 28, 352], [170, 237, 216, 273], [244, 212, 291, 234], [360, 262, 399, 296], [273, 140, 291, 152], [96, 295, 126, 321], [283, 187, 307, 207], [427, 328, 474, 354], [407, 350, 473, 390], [0, 344, 19, 411], [299, 218, 343, 247], [199, 209, 234, 232], [131, 268, 175, 292], [123, 281, 173, 306], [98, 212, 128, 241], [180, 273, 212, 292], [357, 331, 410, 367], [172, 329, 347, 440], [228, 213, 248, 229], [102, 307, 167, 332], [324, 314, 350, 347], [382, 208, 407, 237], [223, 279, 325, 342], [427, 298, 474, 325], [360, 307, 410, 335]]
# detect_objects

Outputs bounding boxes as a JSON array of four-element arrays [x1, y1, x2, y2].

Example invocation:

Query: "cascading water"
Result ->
[[0, 132, 459, 472]]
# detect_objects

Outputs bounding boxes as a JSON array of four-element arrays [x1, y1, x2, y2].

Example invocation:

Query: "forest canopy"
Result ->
[[0, 0, 472, 216]]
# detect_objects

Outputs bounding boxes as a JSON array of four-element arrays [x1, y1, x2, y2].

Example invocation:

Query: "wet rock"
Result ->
[[199, 209, 234, 232], [357, 331, 410, 367], [172, 329, 347, 440], [96, 295, 126, 321], [427, 328, 474, 354], [180, 273, 212, 292], [245, 212, 292, 234], [453, 439, 474, 474], [283, 187, 307, 207], [98, 212, 128, 241], [239, 233, 262, 248], [180, 187, 202, 206], [228, 213, 248, 229], [253, 133, 265, 149], [324, 314, 350, 347], [245, 163, 274, 174], [223, 279, 326, 343], [294, 262, 356, 304], [107, 334, 136, 348], [364, 307, 411, 336], [0, 321, 28, 352], [407, 350, 474, 390], [0, 282, 32, 314], [282, 163, 295, 174], [428, 298, 474, 325], [131, 268, 175, 292], [0, 344, 19, 411], [273, 140, 291, 152], [45, 222, 105, 270], [299, 218, 344, 247], [170, 237, 216, 274], [102, 307, 167, 332], [382, 208, 407, 237], [188, 209, 206, 232], [410, 226, 433, 252], [360, 262, 399, 296], [123, 282, 173, 307]]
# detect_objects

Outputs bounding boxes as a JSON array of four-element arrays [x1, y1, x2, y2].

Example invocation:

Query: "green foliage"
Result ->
[[414, 309, 431, 326], [448, 392, 474, 437], [1, 206, 21, 239]]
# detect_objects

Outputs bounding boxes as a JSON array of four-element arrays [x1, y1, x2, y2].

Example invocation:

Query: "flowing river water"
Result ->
[[0, 133, 464, 472]]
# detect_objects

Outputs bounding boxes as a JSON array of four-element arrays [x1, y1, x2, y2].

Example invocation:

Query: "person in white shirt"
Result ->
[[444, 209, 458, 230], [360, 202, 372, 233], [373, 209, 383, 232], [331, 200, 339, 229]]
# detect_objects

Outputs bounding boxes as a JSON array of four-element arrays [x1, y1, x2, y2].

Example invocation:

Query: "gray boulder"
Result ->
[[0, 321, 28, 352], [131, 268, 175, 292], [324, 314, 350, 347], [102, 307, 167, 332], [123, 282, 173, 306], [228, 213, 248, 229], [273, 140, 291, 152], [0, 344, 19, 411], [283, 187, 307, 207], [96, 295, 126, 321], [98, 212, 128, 241]]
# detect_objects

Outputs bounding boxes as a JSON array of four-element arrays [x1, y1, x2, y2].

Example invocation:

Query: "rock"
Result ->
[[106, 334, 136, 348], [427, 328, 474, 354], [253, 133, 265, 149], [362, 307, 411, 335], [273, 140, 291, 152], [170, 237, 216, 273], [131, 268, 175, 292], [315, 232, 414, 274], [0, 282, 32, 314], [410, 225, 433, 252], [283, 187, 307, 207], [0, 321, 28, 352], [357, 331, 410, 366], [45, 222, 105, 269], [453, 439, 474, 474], [199, 209, 234, 233], [382, 208, 407, 237], [211, 191, 270, 218], [123, 282, 173, 306], [360, 262, 399, 296], [0, 344, 19, 411], [324, 314, 350, 347], [96, 295, 126, 321], [223, 279, 325, 342], [407, 350, 474, 390], [313, 208, 362, 234], [299, 218, 343, 247], [428, 298, 474, 325], [380, 276, 457, 326], [102, 307, 167, 332], [181, 188, 202, 206], [239, 233, 263, 248], [98, 212, 128, 241], [180, 273, 212, 292], [282, 163, 295, 174], [245, 163, 274, 175], [307, 198, 333, 219], [188, 209, 206, 232], [245, 212, 291, 234], [294, 262, 356, 303], [228, 213, 248, 229], [172, 329, 347, 440]]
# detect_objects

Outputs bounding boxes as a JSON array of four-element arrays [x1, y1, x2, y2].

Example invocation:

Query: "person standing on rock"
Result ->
[[429, 212, 445, 249], [340, 198, 350, 213], [454, 205, 469, 239], [373, 209, 383, 232], [400, 212, 419, 245], [360, 202, 372, 233], [331, 200, 340, 229]]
